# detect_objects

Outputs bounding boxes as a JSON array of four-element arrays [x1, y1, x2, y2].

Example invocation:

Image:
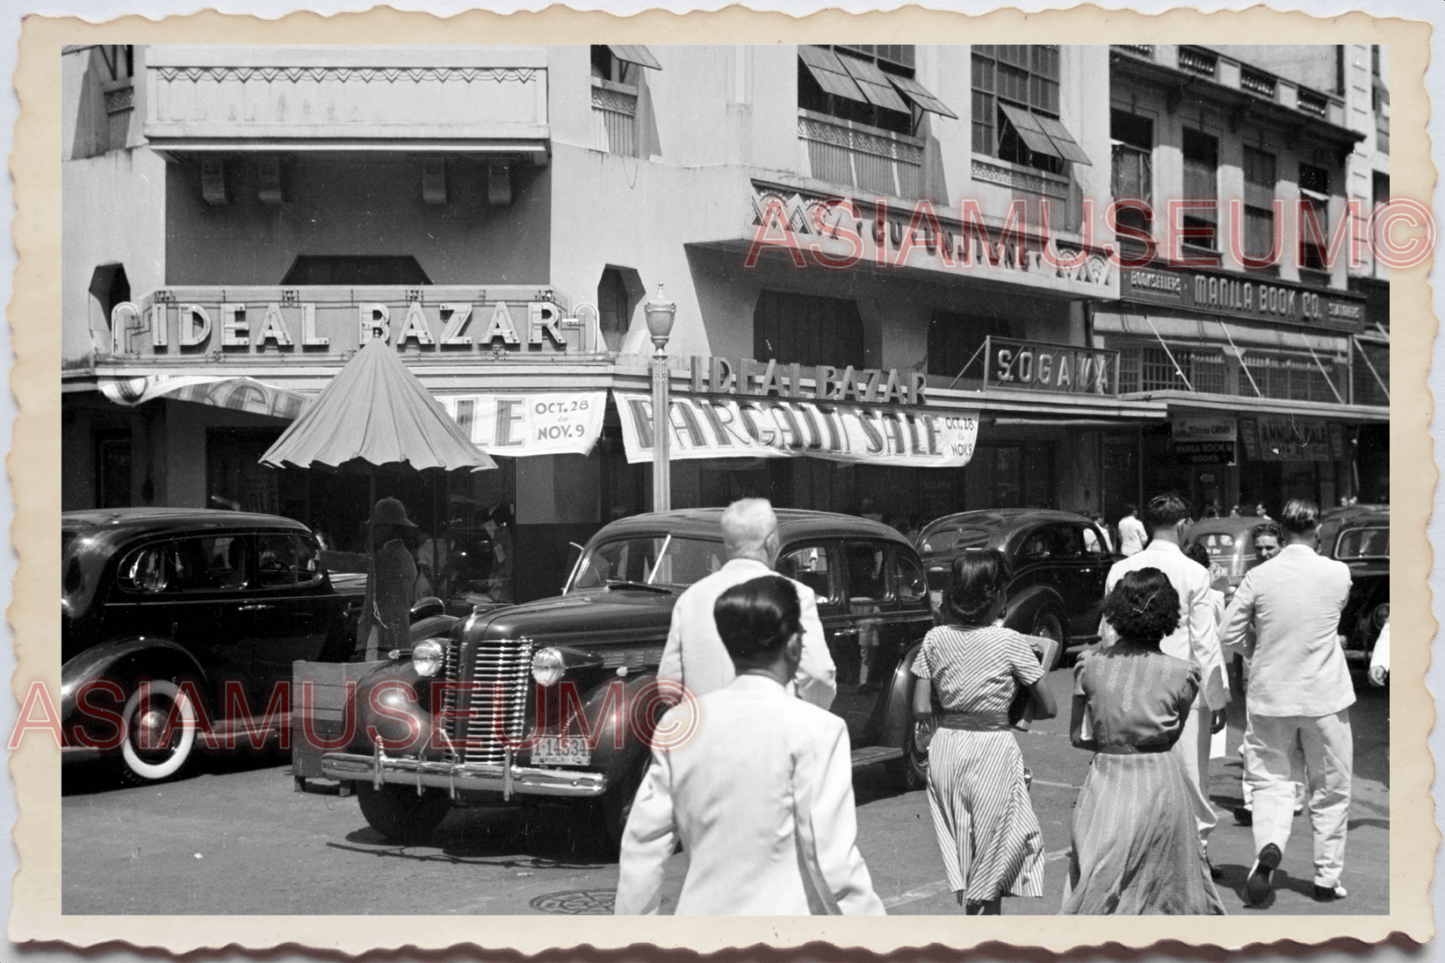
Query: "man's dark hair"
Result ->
[[1143, 493, 1190, 531], [1183, 540, 1211, 569], [1279, 498, 1321, 535], [1103, 567, 1181, 644], [1253, 521, 1282, 542], [714, 575, 802, 663], [943, 551, 1008, 625], [1124, 504, 1138, 516]]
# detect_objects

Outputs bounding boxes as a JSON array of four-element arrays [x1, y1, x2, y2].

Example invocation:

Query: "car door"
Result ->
[[250, 531, 334, 706], [1076, 521, 1112, 636]]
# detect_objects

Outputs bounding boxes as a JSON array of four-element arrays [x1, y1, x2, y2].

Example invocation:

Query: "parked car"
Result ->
[[916, 509, 1120, 662], [1324, 507, 1389, 664], [1184, 516, 1281, 599], [317, 509, 936, 852], [61, 509, 363, 783]]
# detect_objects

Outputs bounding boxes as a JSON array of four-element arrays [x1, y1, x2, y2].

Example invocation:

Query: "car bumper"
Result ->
[[320, 751, 607, 799]]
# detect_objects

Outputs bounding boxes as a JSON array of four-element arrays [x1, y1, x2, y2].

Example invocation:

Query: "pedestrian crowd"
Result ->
[[612, 493, 1362, 916]]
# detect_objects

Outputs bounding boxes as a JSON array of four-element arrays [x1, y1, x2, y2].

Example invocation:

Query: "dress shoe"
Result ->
[[1245, 843, 1282, 906], [1233, 806, 1253, 826], [1313, 883, 1348, 902]]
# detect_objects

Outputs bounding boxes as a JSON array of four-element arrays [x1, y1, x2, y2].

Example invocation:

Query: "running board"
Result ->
[[850, 745, 904, 768]]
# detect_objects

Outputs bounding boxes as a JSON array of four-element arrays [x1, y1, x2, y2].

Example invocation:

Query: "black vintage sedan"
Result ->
[[317, 509, 935, 852], [917, 509, 1120, 662], [61, 508, 361, 783], [1323, 507, 1389, 664]]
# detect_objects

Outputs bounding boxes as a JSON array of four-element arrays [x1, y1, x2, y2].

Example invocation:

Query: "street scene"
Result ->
[[60, 41, 1392, 918]]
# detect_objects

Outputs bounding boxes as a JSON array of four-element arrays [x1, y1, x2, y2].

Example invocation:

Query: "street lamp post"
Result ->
[[644, 284, 677, 513]]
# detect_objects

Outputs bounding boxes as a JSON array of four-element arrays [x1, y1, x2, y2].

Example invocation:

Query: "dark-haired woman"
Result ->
[[911, 551, 1057, 915], [1062, 567, 1226, 915]]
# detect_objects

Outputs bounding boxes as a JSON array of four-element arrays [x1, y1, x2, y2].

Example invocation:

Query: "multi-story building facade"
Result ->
[[62, 43, 1387, 598], [1101, 44, 1387, 517]]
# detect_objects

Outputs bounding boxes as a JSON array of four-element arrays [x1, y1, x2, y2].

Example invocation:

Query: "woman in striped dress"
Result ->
[[1062, 567, 1226, 915], [911, 551, 1057, 915]]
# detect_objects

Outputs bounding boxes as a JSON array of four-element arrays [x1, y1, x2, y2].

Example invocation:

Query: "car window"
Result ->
[[1335, 527, 1389, 560], [919, 527, 990, 554], [256, 533, 325, 588], [778, 544, 833, 601], [844, 541, 887, 603], [1049, 524, 1083, 559], [570, 536, 724, 590], [892, 548, 928, 603], [116, 536, 249, 594]]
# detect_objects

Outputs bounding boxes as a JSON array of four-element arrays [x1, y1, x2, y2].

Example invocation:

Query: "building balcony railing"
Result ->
[[797, 110, 925, 200], [591, 78, 638, 156], [1239, 67, 1277, 99], [1111, 44, 1155, 59], [143, 45, 549, 158], [1177, 46, 1218, 78], [1296, 87, 1329, 118]]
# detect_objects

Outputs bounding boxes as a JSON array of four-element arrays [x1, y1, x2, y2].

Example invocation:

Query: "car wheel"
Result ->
[[354, 781, 451, 844], [595, 757, 649, 860], [117, 679, 198, 785], [1029, 607, 1067, 669], [886, 718, 932, 792]]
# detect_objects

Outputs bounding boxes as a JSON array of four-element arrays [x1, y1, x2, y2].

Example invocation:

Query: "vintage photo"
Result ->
[[11, 7, 1433, 953]]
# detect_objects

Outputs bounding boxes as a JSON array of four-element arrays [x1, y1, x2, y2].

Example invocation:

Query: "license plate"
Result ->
[[530, 735, 591, 767]]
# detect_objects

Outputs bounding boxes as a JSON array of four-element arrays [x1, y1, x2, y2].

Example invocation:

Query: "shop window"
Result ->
[[597, 266, 643, 353], [1298, 163, 1331, 279], [927, 311, 1010, 383], [95, 431, 132, 509], [280, 256, 431, 286], [1180, 128, 1218, 252], [965, 445, 1053, 510], [971, 46, 1087, 174], [590, 45, 661, 157], [753, 289, 864, 370], [1242, 147, 1278, 267], [1110, 110, 1153, 256]]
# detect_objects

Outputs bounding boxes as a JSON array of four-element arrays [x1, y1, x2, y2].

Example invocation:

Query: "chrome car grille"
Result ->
[[454, 639, 534, 767]]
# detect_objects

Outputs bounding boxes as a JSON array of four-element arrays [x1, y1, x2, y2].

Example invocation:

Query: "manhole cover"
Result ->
[[529, 889, 616, 915]]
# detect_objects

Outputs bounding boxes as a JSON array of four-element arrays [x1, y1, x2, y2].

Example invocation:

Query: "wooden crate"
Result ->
[[291, 660, 388, 792]]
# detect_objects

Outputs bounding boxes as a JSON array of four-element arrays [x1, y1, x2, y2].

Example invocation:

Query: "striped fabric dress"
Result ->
[[911, 625, 1047, 904], [1062, 643, 1226, 915]]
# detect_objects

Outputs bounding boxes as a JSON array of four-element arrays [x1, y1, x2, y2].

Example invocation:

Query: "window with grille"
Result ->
[[1298, 162, 1331, 275], [972, 45, 1086, 174], [1243, 147, 1277, 265], [1244, 353, 1341, 402], [1111, 110, 1154, 252], [798, 44, 918, 135], [1116, 342, 1226, 394], [1181, 128, 1219, 251]]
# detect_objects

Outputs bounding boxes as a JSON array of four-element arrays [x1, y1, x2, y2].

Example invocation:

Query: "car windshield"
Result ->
[[569, 536, 725, 591], [919, 527, 991, 554], [1334, 527, 1389, 560]]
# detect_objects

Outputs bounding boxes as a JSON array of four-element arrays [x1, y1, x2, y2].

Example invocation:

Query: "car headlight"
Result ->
[[1372, 603, 1391, 628], [411, 639, 445, 678], [531, 647, 566, 687]]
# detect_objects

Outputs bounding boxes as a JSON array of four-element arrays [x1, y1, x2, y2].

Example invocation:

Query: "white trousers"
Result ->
[[1243, 710, 1353, 888], [1173, 703, 1217, 846]]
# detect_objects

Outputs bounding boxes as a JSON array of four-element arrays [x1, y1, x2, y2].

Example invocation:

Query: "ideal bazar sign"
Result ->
[[106, 286, 603, 358], [1122, 267, 1366, 330], [616, 356, 979, 468]]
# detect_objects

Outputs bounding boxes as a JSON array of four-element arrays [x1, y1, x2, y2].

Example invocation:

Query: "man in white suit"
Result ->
[[615, 575, 884, 915], [1223, 498, 1355, 906], [657, 498, 836, 709]]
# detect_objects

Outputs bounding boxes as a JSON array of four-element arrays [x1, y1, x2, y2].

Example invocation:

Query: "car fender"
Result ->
[[877, 638, 925, 750], [60, 636, 209, 725], [1004, 585, 1069, 636], [352, 662, 433, 753], [562, 672, 671, 788], [408, 615, 459, 645]]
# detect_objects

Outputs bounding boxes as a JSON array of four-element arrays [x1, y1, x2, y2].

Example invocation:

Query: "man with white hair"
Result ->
[[657, 498, 837, 709]]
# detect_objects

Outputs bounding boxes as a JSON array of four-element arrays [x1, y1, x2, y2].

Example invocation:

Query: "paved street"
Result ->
[[62, 667, 1389, 916]]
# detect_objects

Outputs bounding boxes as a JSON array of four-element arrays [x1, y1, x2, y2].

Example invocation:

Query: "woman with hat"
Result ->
[[356, 497, 419, 660]]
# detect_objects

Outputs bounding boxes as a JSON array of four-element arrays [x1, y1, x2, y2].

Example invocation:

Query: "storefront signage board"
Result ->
[[613, 390, 979, 468], [984, 337, 1119, 395], [99, 374, 311, 420], [107, 286, 603, 358], [1121, 267, 1366, 330], [1238, 416, 1342, 462], [1171, 416, 1238, 465], [438, 392, 607, 457]]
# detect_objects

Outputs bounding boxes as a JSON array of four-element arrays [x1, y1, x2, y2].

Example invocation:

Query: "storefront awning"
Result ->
[[1094, 309, 1350, 353], [1129, 389, 1390, 424], [613, 390, 980, 468]]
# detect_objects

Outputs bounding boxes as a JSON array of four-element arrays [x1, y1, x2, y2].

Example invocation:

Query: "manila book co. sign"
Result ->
[[615, 357, 980, 468]]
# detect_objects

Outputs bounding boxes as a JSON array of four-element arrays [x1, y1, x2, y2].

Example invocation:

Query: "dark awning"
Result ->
[[835, 52, 911, 113], [887, 74, 958, 119], [798, 44, 866, 102], [607, 44, 662, 70], [999, 104, 1092, 165]]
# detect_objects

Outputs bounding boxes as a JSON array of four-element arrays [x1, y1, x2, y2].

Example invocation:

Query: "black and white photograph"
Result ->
[[24, 11, 1432, 952]]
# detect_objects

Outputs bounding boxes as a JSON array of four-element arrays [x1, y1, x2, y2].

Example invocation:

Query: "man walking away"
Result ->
[[1101, 494, 1229, 871], [1117, 505, 1147, 556], [1222, 499, 1354, 906], [658, 498, 837, 709], [616, 576, 884, 915]]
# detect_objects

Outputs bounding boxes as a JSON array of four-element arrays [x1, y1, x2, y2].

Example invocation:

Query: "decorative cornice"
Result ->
[[155, 66, 540, 85]]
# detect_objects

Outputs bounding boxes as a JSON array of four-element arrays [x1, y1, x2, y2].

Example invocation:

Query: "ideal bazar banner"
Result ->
[[613, 390, 979, 468], [438, 391, 607, 457]]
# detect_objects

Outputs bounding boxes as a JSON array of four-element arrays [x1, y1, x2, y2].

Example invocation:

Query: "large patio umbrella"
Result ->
[[261, 338, 496, 477]]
